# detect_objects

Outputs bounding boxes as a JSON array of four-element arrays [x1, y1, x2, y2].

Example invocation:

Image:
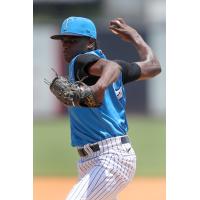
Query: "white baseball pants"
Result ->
[[65, 136, 136, 200]]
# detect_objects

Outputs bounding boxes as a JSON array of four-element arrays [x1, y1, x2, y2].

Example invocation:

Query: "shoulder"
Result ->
[[75, 53, 100, 66], [73, 53, 100, 84]]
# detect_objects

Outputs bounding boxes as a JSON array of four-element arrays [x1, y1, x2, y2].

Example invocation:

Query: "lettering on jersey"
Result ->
[[115, 87, 123, 99]]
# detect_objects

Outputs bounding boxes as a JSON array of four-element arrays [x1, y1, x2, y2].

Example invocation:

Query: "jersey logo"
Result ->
[[115, 87, 123, 99]]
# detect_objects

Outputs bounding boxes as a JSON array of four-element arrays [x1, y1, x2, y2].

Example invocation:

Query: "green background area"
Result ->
[[33, 116, 165, 177]]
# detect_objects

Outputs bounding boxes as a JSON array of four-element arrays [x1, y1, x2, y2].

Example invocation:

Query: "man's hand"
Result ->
[[109, 18, 139, 43]]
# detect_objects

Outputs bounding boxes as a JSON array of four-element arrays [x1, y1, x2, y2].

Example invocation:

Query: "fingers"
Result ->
[[109, 25, 120, 34], [109, 18, 123, 35], [109, 18, 127, 35], [116, 18, 126, 24], [108, 18, 130, 36], [109, 27, 120, 35], [109, 19, 122, 28], [109, 17, 126, 27]]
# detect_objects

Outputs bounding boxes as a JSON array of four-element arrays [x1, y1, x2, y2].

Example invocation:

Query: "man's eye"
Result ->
[[63, 39, 78, 43]]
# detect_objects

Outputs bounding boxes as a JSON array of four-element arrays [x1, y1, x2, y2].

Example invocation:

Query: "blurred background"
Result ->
[[33, 0, 165, 199]]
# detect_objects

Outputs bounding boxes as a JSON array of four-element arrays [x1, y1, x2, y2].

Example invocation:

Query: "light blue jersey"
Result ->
[[68, 49, 128, 147]]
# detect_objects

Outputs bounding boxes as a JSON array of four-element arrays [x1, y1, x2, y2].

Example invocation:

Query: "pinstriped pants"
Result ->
[[65, 136, 136, 200]]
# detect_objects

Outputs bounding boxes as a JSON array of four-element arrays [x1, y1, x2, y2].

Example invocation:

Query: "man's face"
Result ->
[[61, 36, 90, 63]]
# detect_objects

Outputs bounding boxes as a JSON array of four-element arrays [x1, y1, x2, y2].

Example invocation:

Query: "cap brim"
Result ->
[[50, 33, 88, 40]]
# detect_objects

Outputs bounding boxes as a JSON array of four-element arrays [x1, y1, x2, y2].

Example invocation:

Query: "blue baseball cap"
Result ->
[[51, 16, 97, 40]]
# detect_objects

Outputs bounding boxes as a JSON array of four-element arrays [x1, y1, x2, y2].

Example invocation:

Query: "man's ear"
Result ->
[[87, 42, 95, 49], [87, 39, 96, 50]]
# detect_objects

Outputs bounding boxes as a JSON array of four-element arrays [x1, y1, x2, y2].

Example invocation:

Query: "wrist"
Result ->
[[95, 82, 107, 92], [130, 33, 142, 45]]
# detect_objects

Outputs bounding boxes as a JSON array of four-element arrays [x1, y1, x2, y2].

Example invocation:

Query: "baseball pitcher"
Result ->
[[48, 16, 161, 200]]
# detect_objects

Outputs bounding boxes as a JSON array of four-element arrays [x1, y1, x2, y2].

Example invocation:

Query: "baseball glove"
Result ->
[[44, 69, 102, 107]]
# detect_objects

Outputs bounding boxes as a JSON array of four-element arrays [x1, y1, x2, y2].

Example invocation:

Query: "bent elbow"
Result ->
[[154, 65, 161, 76], [150, 56, 161, 77], [147, 65, 161, 79], [136, 57, 161, 80], [152, 56, 161, 74], [144, 64, 161, 79]]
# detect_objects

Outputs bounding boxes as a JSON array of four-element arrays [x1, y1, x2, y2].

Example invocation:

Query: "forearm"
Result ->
[[88, 60, 121, 101], [88, 59, 121, 89], [129, 31, 155, 62], [130, 31, 161, 79], [96, 61, 121, 90]]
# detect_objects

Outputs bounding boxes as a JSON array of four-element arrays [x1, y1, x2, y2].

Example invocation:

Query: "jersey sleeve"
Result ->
[[74, 54, 100, 85], [114, 60, 141, 84]]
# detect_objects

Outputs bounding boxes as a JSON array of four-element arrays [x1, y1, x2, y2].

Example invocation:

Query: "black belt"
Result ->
[[77, 136, 130, 157]]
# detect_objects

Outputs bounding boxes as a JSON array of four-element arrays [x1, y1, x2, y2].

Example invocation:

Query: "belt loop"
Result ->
[[78, 148, 86, 157], [121, 135, 130, 144], [84, 144, 93, 155]]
